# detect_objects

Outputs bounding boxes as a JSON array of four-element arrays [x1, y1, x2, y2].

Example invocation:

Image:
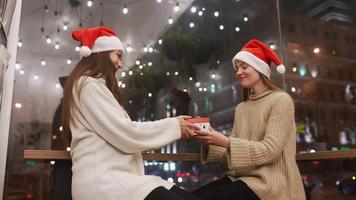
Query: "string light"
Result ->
[[139, 65, 143, 69], [125, 44, 132, 52], [17, 40, 23, 47], [219, 25, 224, 30], [46, 36, 51, 44], [143, 46, 148, 52], [66, 59, 72, 64], [313, 48, 320, 54], [148, 46, 153, 53], [136, 60, 140, 65], [129, 70, 133, 75], [198, 11, 203, 16], [291, 87, 296, 93], [175, 71, 179, 76], [66, 147, 71, 152], [269, 43, 276, 50], [19, 70, 25, 75], [148, 93, 152, 97], [63, 24, 68, 30], [15, 103, 22, 108], [123, 5, 128, 14], [166, 72, 170, 76], [214, 11, 219, 17], [158, 39, 163, 45], [55, 42, 60, 49], [235, 27, 240, 32], [87, 0, 93, 7], [148, 62, 152, 66], [41, 59, 46, 66], [121, 72, 126, 77], [189, 22, 195, 28], [156, 0, 162, 3], [190, 6, 197, 13], [189, 77, 193, 81], [56, 83, 60, 89], [50, 161, 55, 165], [168, 16, 174, 24], [34, 75, 39, 80], [243, 16, 248, 22], [75, 46, 80, 51], [174, 2, 180, 12]]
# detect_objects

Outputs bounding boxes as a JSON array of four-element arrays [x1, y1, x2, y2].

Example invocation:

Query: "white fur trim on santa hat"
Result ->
[[232, 51, 271, 79], [276, 64, 286, 74], [91, 36, 124, 53], [79, 46, 92, 57]]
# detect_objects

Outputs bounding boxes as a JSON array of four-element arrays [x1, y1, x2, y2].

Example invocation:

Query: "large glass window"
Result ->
[[3, 0, 356, 199]]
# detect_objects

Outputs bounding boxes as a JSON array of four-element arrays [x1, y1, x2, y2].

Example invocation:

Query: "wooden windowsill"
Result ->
[[24, 149, 356, 162]]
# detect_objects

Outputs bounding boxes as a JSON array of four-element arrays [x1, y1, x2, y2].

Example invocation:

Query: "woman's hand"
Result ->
[[176, 116, 200, 139], [194, 128, 230, 148]]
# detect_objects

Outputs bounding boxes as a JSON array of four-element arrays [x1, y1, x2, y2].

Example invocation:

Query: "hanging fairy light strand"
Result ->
[[17, 0, 254, 97]]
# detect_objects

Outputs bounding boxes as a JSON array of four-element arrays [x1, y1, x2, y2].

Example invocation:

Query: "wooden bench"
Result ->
[[24, 149, 356, 161], [23, 149, 356, 200]]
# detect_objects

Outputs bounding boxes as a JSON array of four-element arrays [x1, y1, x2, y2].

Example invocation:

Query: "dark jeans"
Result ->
[[192, 177, 260, 200], [145, 185, 200, 200]]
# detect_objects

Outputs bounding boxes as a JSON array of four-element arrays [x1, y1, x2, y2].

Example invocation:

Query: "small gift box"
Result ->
[[187, 117, 210, 131]]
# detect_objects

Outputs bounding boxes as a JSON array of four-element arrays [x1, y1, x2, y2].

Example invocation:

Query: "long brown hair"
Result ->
[[243, 73, 282, 101], [61, 51, 122, 144], [261, 74, 282, 91]]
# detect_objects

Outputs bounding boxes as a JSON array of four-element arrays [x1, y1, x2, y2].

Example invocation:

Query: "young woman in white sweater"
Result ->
[[192, 39, 306, 200], [62, 26, 200, 200]]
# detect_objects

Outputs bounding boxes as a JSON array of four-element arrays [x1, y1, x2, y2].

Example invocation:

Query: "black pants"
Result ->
[[192, 177, 260, 200], [145, 185, 200, 200]]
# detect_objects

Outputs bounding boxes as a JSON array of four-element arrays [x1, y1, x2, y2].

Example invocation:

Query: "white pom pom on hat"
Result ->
[[72, 26, 124, 58], [232, 39, 286, 79], [79, 46, 91, 57], [276, 64, 286, 74]]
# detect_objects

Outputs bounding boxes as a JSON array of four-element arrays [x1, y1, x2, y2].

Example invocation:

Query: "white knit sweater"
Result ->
[[69, 76, 181, 200]]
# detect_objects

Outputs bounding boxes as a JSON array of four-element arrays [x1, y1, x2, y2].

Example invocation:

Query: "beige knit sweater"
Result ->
[[202, 88, 306, 200]]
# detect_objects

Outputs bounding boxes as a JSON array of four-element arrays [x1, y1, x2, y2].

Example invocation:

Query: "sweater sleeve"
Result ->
[[200, 105, 241, 165], [227, 93, 294, 170], [74, 78, 181, 153], [201, 144, 227, 164]]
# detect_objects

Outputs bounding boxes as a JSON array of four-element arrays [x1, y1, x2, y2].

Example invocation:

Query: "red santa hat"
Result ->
[[232, 39, 285, 79], [72, 26, 124, 57]]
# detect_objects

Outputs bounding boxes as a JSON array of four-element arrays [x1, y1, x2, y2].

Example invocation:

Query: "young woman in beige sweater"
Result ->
[[193, 39, 306, 200]]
